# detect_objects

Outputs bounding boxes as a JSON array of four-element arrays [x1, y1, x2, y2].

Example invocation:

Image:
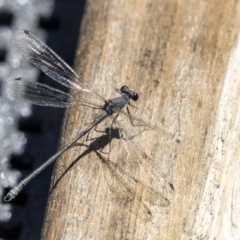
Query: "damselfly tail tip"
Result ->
[[4, 191, 16, 202]]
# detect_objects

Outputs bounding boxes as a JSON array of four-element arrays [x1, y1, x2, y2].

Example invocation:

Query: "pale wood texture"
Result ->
[[42, 0, 240, 239]]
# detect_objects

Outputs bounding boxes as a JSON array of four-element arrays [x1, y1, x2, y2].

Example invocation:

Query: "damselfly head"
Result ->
[[120, 85, 138, 101]]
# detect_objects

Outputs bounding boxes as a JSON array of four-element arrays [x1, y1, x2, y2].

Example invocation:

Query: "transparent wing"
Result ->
[[12, 30, 105, 101], [6, 78, 74, 107], [116, 118, 166, 177], [97, 152, 169, 219], [77, 124, 170, 212], [6, 78, 100, 108], [108, 107, 168, 179]]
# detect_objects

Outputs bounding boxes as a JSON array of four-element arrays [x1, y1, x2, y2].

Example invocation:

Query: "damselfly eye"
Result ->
[[120, 85, 128, 93], [132, 93, 138, 101]]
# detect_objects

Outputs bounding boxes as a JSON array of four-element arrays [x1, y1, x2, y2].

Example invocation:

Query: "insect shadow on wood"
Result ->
[[49, 126, 170, 220]]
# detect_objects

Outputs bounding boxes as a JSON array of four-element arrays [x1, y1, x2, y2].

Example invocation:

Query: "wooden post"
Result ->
[[42, 0, 240, 239]]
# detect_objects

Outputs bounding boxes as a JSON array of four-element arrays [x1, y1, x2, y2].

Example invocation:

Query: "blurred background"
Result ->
[[0, 0, 85, 239]]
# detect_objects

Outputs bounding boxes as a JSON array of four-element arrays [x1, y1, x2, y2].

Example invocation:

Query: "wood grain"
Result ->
[[42, 0, 240, 239]]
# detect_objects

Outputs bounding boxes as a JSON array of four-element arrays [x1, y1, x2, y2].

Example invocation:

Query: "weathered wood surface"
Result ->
[[42, 0, 240, 239]]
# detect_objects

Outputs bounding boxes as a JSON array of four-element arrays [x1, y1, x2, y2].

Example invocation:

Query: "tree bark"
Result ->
[[42, 0, 240, 239]]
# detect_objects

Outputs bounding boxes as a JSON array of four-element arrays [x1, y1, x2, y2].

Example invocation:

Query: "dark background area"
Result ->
[[0, 0, 86, 239]]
